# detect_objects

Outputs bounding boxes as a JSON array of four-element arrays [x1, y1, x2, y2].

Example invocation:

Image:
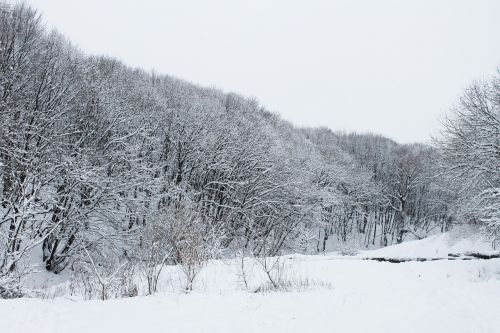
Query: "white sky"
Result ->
[[11, 0, 500, 143]]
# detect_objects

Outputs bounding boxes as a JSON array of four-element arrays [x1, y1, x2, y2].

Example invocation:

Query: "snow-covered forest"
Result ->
[[0, 3, 499, 332]]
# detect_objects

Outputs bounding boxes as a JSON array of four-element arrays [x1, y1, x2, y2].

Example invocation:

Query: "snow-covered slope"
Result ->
[[2, 234, 500, 333], [361, 232, 496, 259]]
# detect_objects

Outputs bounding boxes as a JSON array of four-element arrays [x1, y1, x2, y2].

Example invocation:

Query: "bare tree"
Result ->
[[436, 72, 500, 243]]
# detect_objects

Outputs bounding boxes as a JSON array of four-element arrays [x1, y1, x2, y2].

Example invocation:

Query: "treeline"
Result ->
[[0, 4, 498, 295]]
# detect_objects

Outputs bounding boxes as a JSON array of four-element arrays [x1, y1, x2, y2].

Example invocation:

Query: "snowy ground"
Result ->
[[2, 233, 500, 333]]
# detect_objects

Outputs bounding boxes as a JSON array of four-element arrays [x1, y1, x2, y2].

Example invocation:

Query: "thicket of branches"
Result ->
[[0, 4, 497, 297], [435, 71, 500, 244]]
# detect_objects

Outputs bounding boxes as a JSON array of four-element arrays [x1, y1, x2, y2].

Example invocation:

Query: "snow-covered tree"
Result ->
[[436, 71, 500, 243]]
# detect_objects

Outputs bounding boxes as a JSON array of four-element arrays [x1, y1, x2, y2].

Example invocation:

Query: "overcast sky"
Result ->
[[12, 0, 500, 143]]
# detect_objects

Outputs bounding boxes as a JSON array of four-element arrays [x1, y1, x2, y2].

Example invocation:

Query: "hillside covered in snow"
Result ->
[[1, 2, 499, 332]]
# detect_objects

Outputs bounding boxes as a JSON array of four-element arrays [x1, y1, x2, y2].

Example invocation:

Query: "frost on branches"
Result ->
[[436, 72, 500, 245]]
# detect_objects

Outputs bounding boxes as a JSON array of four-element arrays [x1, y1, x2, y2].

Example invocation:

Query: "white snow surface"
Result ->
[[2, 233, 500, 333], [361, 232, 497, 258]]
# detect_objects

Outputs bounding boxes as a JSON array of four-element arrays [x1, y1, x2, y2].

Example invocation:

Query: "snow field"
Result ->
[[3, 234, 500, 333]]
